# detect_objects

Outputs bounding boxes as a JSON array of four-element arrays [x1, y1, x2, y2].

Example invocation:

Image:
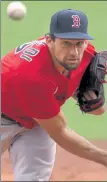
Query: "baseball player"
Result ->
[[1, 9, 107, 181]]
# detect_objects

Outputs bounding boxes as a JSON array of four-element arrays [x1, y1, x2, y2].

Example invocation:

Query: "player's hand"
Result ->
[[77, 51, 107, 114], [83, 90, 97, 100], [82, 90, 106, 115]]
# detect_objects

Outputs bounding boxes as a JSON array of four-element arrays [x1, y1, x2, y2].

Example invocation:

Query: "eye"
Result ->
[[63, 41, 71, 47], [76, 42, 84, 47]]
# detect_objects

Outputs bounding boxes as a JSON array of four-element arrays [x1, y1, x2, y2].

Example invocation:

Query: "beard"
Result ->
[[60, 62, 79, 70], [55, 56, 80, 71]]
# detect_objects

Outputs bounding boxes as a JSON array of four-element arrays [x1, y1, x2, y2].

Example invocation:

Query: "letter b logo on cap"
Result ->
[[72, 15, 80, 28]]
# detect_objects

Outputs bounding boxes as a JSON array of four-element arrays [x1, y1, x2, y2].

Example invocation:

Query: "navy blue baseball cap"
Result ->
[[49, 9, 93, 40]]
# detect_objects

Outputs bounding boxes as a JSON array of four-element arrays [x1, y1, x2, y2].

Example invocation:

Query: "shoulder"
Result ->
[[2, 37, 50, 63], [2, 37, 53, 75], [85, 42, 97, 57], [2, 36, 57, 91]]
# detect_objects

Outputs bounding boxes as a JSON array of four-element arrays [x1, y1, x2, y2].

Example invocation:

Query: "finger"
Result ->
[[83, 91, 97, 100]]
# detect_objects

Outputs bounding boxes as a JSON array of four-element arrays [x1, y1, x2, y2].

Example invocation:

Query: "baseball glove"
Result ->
[[77, 50, 107, 113]]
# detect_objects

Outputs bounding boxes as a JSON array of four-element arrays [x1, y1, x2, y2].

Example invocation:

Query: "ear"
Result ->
[[45, 35, 54, 48]]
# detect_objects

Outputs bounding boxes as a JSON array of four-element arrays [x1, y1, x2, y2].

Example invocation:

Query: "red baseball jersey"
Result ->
[[1, 37, 96, 128]]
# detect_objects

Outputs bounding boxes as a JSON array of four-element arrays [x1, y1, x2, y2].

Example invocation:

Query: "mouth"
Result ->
[[67, 59, 79, 63], [67, 58, 79, 61]]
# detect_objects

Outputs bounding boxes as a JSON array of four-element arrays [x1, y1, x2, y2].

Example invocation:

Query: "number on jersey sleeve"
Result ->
[[15, 40, 45, 62]]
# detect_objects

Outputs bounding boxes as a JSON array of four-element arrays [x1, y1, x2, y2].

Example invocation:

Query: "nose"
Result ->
[[69, 46, 78, 57]]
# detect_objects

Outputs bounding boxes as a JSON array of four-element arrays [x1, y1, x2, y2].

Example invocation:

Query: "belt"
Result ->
[[1, 113, 15, 121]]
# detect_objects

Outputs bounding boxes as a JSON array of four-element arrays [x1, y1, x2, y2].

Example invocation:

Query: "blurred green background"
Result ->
[[1, 1, 107, 139]]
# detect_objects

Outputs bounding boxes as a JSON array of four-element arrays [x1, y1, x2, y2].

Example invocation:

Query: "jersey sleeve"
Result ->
[[13, 75, 60, 119]]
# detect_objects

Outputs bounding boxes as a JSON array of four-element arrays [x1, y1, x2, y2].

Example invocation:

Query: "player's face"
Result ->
[[47, 36, 88, 71]]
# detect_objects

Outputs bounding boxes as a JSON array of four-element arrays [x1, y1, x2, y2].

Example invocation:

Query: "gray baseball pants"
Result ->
[[1, 117, 56, 181]]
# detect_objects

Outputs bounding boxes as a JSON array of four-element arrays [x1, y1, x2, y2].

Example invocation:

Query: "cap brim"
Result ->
[[54, 32, 93, 40]]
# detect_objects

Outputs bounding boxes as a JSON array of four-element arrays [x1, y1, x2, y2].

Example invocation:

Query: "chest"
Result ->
[[54, 58, 92, 102]]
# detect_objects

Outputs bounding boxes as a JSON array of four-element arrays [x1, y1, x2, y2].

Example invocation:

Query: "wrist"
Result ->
[[96, 149, 107, 167]]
